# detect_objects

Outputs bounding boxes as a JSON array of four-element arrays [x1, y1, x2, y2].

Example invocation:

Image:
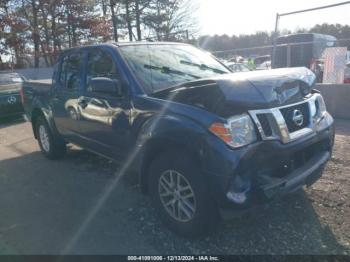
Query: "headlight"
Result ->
[[209, 114, 257, 148], [316, 95, 327, 116], [311, 94, 332, 131], [311, 95, 327, 121]]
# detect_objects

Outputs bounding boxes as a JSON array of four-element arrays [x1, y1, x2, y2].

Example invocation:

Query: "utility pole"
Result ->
[[272, 13, 279, 68]]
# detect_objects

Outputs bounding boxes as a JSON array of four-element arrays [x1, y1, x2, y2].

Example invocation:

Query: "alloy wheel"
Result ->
[[39, 125, 50, 152], [158, 170, 197, 222]]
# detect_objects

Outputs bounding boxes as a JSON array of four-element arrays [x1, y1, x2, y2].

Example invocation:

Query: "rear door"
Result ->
[[51, 51, 84, 142]]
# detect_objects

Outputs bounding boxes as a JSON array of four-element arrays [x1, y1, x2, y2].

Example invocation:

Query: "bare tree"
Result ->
[[134, 0, 152, 40], [109, 0, 119, 41], [1, 0, 200, 68], [124, 0, 133, 41], [144, 0, 197, 41], [30, 0, 40, 67]]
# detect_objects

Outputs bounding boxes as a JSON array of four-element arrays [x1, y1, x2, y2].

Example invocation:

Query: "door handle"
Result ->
[[78, 98, 88, 109]]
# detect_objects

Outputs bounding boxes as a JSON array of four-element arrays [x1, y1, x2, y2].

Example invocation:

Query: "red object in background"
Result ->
[[310, 58, 316, 71], [344, 78, 350, 84]]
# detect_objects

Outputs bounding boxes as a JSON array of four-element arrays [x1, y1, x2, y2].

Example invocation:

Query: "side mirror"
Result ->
[[89, 77, 123, 96]]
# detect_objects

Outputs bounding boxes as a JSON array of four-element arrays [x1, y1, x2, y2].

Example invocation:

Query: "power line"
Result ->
[[279, 1, 350, 17], [272, 1, 350, 67]]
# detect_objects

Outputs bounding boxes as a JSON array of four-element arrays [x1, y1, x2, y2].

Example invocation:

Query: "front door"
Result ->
[[77, 48, 131, 160]]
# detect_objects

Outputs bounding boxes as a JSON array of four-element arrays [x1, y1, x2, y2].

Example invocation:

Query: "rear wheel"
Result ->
[[36, 116, 66, 159], [148, 150, 219, 237]]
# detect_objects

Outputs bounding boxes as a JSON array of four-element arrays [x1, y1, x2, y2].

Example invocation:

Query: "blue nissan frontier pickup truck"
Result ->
[[22, 42, 334, 236]]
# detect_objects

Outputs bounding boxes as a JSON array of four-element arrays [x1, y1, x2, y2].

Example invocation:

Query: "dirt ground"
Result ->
[[0, 117, 349, 255], [306, 120, 350, 251]]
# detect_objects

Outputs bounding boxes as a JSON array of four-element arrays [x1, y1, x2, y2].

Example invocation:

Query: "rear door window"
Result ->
[[59, 52, 82, 91]]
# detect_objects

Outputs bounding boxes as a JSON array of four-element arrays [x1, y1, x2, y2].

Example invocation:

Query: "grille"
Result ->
[[256, 114, 273, 137], [280, 102, 310, 133], [249, 96, 319, 144]]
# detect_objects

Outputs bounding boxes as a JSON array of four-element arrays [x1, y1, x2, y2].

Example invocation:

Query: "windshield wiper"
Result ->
[[144, 64, 200, 79], [179, 60, 227, 74]]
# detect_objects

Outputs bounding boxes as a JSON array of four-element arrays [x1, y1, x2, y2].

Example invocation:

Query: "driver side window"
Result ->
[[86, 49, 119, 93]]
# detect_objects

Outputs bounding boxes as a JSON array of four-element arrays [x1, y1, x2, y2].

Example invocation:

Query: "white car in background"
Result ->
[[226, 62, 250, 73], [256, 61, 271, 70]]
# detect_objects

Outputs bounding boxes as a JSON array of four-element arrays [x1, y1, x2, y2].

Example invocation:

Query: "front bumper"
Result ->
[[261, 150, 329, 199], [202, 114, 334, 211]]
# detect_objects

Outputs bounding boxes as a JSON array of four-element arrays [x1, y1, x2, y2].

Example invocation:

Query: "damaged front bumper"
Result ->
[[260, 150, 329, 199], [202, 96, 334, 212]]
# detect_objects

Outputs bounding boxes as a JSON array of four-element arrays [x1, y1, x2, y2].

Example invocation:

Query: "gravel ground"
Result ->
[[0, 117, 349, 255]]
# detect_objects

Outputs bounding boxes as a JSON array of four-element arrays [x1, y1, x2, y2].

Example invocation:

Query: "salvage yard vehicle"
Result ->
[[21, 42, 334, 237], [226, 62, 250, 72], [274, 33, 337, 70], [0, 72, 25, 119]]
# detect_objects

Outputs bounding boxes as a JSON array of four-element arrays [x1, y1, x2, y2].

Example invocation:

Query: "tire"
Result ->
[[36, 115, 66, 160], [148, 150, 219, 237]]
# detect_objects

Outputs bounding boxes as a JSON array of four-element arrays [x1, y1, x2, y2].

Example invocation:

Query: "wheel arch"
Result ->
[[139, 137, 202, 194], [31, 108, 46, 139], [31, 107, 59, 140]]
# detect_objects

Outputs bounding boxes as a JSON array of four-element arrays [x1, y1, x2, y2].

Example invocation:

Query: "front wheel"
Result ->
[[148, 150, 219, 237], [36, 116, 66, 159]]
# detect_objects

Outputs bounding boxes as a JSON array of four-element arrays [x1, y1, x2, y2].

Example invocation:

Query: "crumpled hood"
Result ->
[[151, 67, 316, 118]]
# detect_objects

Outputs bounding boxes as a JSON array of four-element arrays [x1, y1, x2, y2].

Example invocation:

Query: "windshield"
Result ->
[[119, 44, 230, 94]]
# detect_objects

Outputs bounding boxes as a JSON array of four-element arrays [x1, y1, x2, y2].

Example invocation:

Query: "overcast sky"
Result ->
[[197, 0, 350, 36]]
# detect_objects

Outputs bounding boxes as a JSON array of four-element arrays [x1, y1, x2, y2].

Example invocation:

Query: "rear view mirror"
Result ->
[[89, 77, 123, 96]]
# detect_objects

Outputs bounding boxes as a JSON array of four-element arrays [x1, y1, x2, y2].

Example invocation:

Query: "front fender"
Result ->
[[137, 114, 208, 147], [135, 114, 209, 192]]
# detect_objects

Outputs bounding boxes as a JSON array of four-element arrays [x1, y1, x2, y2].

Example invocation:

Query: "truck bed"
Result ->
[[22, 79, 52, 117], [23, 79, 51, 95], [25, 79, 52, 88]]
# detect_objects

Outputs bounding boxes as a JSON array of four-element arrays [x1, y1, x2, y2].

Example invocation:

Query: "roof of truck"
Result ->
[[61, 41, 190, 54], [114, 41, 189, 46]]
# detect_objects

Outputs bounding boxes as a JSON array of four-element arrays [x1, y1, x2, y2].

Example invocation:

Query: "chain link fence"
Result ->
[[211, 36, 350, 84]]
